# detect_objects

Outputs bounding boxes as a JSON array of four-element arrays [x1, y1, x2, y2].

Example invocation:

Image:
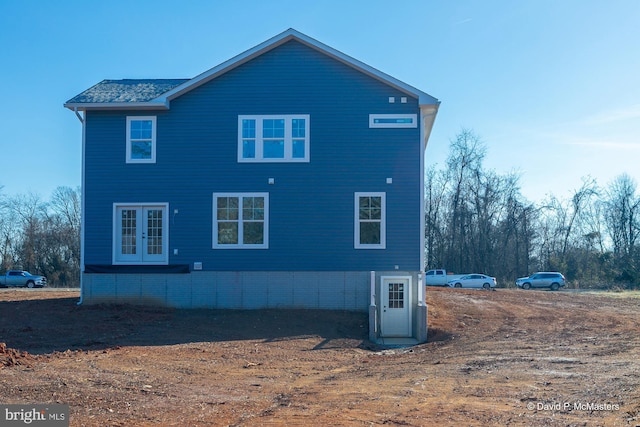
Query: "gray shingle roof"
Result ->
[[65, 79, 189, 104]]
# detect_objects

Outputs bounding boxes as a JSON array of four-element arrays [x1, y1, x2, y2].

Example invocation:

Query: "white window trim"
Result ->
[[126, 116, 157, 163], [238, 115, 310, 162], [212, 192, 269, 249], [112, 202, 169, 265], [354, 192, 386, 249], [369, 114, 417, 128]]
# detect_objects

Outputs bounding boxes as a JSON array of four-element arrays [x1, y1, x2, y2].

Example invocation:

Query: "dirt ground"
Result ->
[[1, 287, 639, 426]]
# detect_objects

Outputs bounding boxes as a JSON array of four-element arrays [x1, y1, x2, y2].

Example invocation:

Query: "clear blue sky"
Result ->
[[1, 0, 639, 202]]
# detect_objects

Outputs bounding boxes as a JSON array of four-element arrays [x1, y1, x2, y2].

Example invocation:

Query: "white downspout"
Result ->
[[369, 270, 377, 341], [370, 270, 376, 306], [419, 107, 427, 282]]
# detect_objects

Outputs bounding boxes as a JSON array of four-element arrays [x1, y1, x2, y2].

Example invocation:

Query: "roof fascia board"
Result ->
[[64, 101, 169, 111], [158, 29, 439, 106]]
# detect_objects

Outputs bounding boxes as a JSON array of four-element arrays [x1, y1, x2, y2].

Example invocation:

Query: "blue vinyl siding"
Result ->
[[84, 40, 422, 271]]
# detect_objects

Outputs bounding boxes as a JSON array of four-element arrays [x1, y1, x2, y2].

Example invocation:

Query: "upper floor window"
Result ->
[[369, 114, 417, 128], [126, 116, 156, 163], [238, 115, 309, 162]]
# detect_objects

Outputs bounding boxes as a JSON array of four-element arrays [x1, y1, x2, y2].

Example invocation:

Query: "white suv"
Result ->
[[515, 272, 566, 291]]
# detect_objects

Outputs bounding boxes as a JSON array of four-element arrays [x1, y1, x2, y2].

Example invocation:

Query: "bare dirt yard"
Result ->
[[1, 287, 639, 426]]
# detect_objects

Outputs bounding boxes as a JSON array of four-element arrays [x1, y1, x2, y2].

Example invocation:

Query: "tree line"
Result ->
[[0, 186, 80, 287], [426, 129, 640, 289]]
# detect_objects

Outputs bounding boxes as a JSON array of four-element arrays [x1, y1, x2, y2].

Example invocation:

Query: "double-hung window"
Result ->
[[126, 116, 156, 163], [355, 192, 386, 249], [213, 193, 269, 248], [238, 115, 309, 162]]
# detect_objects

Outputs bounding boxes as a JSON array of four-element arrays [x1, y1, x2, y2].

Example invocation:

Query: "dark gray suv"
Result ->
[[515, 272, 566, 291]]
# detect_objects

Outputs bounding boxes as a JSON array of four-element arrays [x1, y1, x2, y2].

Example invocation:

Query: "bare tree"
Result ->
[[46, 186, 81, 286], [50, 186, 81, 231], [603, 174, 640, 284], [0, 186, 16, 271], [444, 129, 486, 272], [604, 174, 640, 257], [5, 192, 47, 273], [562, 177, 599, 257], [424, 166, 444, 269]]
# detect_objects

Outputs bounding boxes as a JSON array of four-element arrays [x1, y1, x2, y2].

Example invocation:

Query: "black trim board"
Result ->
[[84, 265, 190, 274]]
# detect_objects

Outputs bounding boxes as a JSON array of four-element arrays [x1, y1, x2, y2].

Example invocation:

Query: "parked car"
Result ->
[[0, 270, 48, 288], [425, 269, 464, 286], [447, 274, 496, 289], [515, 272, 566, 291]]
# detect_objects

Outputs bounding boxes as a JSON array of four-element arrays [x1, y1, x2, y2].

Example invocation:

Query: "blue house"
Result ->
[[65, 29, 439, 343]]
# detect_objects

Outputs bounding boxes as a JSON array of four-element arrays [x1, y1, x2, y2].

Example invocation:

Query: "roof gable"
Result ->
[[161, 29, 439, 107], [64, 29, 439, 111]]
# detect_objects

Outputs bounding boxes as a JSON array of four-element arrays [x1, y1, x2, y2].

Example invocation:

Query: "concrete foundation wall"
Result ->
[[81, 271, 371, 311]]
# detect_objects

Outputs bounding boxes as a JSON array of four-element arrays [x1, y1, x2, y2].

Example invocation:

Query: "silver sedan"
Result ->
[[447, 274, 496, 289]]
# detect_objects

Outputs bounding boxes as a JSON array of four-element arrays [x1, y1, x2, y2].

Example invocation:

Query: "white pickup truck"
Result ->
[[0, 270, 48, 288], [424, 269, 464, 286]]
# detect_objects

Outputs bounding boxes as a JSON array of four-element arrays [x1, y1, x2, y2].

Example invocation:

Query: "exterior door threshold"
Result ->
[[376, 337, 420, 347]]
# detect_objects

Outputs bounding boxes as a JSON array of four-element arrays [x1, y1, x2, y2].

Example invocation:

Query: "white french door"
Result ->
[[114, 204, 168, 264]]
